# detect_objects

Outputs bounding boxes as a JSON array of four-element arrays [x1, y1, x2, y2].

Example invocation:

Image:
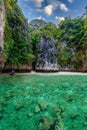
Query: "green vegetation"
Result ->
[[4, 0, 35, 68], [29, 15, 87, 71], [3, 0, 87, 71]]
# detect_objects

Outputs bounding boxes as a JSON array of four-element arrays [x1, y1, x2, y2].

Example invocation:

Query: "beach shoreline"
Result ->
[[29, 71, 87, 75], [1, 71, 87, 75]]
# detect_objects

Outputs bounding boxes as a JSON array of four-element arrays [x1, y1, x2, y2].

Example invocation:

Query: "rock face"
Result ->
[[29, 19, 46, 31], [36, 36, 58, 72], [0, 0, 5, 71]]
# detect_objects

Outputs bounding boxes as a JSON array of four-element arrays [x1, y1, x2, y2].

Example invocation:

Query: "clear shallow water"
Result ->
[[0, 74, 87, 130]]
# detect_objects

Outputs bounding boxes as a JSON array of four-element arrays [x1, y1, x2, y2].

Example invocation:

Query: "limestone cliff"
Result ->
[[36, 36, 58, 72], [0, 0, 5, 71]]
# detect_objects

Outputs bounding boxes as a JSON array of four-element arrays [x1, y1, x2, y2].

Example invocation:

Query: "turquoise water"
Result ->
[[0, 74, 87, 130]]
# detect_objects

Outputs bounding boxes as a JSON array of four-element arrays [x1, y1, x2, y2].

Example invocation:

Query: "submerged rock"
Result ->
[[83, 122, 87, 126], [15, 103, 24, 110], [34, 106, 40, 113], [33, 89, 41, 95], [0, 106, 3, 113], [5, 91, 11, 98], [27, 112, 33, 118], [0, 97, 6, 105], [70, 113, 78, 119], [39, 116, 55, 130], [39, 101, 48, 111]]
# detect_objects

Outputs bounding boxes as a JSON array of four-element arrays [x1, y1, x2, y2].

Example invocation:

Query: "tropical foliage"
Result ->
[[3, 0, 87, 71], [4, 0, 35, 67]]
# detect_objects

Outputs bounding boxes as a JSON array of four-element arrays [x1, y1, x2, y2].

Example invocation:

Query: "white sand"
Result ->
[[30, 71, 87, 75]]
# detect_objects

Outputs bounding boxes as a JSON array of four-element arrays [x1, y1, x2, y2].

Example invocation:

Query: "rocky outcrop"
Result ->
[[29, 19, 46, 31], [0, 0, 5, 71], [36, 36, 58, 72]]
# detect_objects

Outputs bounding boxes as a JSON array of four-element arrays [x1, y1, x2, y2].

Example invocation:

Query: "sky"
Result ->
[[18, 0, 87, 24]]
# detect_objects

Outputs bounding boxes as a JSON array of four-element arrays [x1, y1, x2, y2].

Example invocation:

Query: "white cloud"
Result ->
[[55, 16, 65, 23], [59, 3, 68, 12], [44, 5, 54, 16], [44, 1, 68, 16], [31, 0, 44, 7], [67, 0, 74, 3], [36, 16, 45, 21], [27, 0, 69, 16]]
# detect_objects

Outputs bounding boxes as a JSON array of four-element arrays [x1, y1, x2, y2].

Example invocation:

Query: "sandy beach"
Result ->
[[1, 71, 87, 76], [30, 71, 87, 75]]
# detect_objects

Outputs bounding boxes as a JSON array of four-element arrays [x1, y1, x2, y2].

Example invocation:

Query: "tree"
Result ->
[[4, 2, 35, 67], [4, 0, 15, 10]]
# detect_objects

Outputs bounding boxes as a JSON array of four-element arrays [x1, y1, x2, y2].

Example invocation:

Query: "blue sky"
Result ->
[[18, 0, 87, 23]]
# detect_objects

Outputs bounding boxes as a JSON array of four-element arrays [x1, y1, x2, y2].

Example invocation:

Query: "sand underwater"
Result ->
[[0, 74, 87, 130]]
